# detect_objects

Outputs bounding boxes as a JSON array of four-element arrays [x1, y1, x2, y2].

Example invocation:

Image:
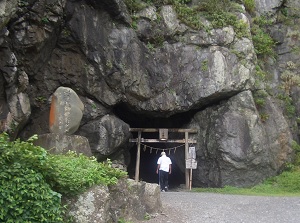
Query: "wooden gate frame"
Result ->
[[129, 128, 197, 189]]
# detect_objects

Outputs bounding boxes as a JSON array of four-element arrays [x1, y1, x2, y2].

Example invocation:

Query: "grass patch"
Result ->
[[192, 168, 300, 196]]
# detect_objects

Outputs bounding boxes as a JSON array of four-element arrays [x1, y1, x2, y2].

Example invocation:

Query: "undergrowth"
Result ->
[[0, 133, 127, 222]]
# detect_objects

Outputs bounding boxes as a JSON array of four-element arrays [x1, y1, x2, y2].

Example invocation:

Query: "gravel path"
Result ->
[[143, 191, 300, 223]]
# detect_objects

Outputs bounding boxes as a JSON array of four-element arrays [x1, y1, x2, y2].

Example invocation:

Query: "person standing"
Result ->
[[156, 151, 172, 192]]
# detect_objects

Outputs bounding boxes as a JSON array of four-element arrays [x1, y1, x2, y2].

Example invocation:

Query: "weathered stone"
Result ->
[[142, 181, 162, 213], [0, 0, 18, 29], [66, 185, 111, 223], [161, 5, 187, 34], [49, 87, 84, 135], [78, 114, 131, 161], [254, 0, 283, 15], [182, 91, 293, 187], [65, 179, 161, 223], [136, 6, 157, 21], [34, 133, 92, 157]]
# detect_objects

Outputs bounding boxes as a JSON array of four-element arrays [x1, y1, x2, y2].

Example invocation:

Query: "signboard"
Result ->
[[188, 146, 196, 159], [185, 158, 197, 169]]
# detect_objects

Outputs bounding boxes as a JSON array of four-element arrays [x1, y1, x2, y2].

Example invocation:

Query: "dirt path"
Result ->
[[141, 191, 300, 223]]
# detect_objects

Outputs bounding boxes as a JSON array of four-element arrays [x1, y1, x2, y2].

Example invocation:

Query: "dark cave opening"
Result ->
[[114, 103, 196, 189]]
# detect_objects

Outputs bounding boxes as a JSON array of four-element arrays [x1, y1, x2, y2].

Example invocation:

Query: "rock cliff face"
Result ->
[[1, 0, 300, 187]]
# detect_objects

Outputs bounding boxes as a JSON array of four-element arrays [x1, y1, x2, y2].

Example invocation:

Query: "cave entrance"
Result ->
[[129, 128, 197, 189]]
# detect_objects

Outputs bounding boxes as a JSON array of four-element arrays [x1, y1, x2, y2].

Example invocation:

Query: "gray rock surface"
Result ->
[[181, 91, 293, 187], [34, 133, 92, 157], [78, 114, 131, 160], [49, 87, 84, 135], [65, 179, 161, 223]]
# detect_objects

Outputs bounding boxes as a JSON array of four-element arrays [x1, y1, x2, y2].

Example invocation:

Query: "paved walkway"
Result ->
[[145, 192, 300, 223]]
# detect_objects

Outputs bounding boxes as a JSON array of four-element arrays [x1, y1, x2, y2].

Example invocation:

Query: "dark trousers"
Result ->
[[159, 170, 169, 191]]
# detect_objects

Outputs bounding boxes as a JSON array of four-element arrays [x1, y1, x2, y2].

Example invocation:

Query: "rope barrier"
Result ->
[[137, 142, 185, 154]]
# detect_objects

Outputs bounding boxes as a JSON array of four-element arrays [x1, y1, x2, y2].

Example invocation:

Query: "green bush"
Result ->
[[251, 16, 276, 58], [0, 133, 64, 223], [244, 0, 255, 14], [48, 152, 127, 195], [0, 133, 128, 222]]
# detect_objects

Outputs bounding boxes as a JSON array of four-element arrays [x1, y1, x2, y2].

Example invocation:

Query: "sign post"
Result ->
[[185, 146, 197, 190]]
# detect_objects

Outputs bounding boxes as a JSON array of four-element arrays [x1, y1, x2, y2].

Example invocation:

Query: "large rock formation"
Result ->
[[0, 0, 299, 188], [65, 179, 161, 223]]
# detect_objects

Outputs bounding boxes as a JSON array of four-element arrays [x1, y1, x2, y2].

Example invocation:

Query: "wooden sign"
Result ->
[[185, 158, 197, 169], [188, 146, 196, 159], [159, 128, 168, 140]]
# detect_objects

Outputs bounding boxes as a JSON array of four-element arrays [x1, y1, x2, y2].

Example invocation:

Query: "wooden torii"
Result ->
[[129, 128, 197, 189]]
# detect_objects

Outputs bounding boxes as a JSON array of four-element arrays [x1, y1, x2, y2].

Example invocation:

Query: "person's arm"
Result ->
[[156, 164, 160, 174], [169, 164, 172, 174]]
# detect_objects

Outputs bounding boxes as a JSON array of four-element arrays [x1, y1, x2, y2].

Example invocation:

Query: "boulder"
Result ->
[[33, 133, 92, 157], [49, 87, 84, 135], [65, 179, 161, 223], [78, 114, 131, 161]]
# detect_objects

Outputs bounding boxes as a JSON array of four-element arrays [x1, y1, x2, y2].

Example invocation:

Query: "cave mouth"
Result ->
[[113, 103, 197, 189]]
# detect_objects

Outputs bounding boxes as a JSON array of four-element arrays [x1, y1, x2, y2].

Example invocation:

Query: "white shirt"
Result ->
[[157, 155, 172, 172]]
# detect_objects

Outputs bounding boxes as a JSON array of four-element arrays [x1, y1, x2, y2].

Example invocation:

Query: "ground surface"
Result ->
[[141, 191, 300, 223]]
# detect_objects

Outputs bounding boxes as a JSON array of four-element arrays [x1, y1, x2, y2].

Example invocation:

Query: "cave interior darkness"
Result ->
[[114, 103, 197, 189]]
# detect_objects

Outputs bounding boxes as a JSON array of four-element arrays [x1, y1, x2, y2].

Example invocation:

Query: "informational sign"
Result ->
[[185, 158, 197, 169], [188, 146, 196, 159]]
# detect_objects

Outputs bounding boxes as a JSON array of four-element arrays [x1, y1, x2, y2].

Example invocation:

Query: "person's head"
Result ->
[[161, 151, 166, 156]]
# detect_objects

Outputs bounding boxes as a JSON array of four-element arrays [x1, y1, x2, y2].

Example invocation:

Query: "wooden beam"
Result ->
[[185, 132, 190, 189], [129, 128, 197, 133], [135, 131, 141, 182], [129, 139, 197, 144]]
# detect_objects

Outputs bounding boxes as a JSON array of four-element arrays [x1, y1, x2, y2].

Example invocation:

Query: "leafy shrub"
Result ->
[[243, 0, 255, 14], [0, 133, 128, 222], [0, 133, 64, 223], [251, 16, 276, 58], [48, 152, 127, 195], [277, 94, 296, 118]]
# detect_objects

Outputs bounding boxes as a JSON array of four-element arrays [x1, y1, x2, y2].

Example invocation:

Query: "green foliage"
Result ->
[[118, 217, 133, 223], [251, 16, 276, 58], [251, 26, 275, 57], [0, 133, 64, 223], [259, 113, 269, 122], [147, 42, 155, 51], [124, 0, 248, 38], [277, 94, 296, 118], [263, 171, 300, 193], [253, 90, 268, 108], [173, 2, 203, 30], [201, 60, 208, 72], [281, 70, 300, 95], [243, 0, 255, 14], [255, 64, 266, 81], [193, 169, 300, 196], [144, 213, 151, 220], [124, 0, 148, 14], [291, 141, 300, 167], [35, 96, 47, 103], [0, 133, 128, 222], [41, 17, 50, 24], [48, 152, 127, 195]]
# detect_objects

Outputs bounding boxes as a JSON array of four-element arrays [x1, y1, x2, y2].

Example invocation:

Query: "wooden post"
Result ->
[[135, 131, 141, 182], [189, 168, 192, 190], [185, 131, 189, 189]]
